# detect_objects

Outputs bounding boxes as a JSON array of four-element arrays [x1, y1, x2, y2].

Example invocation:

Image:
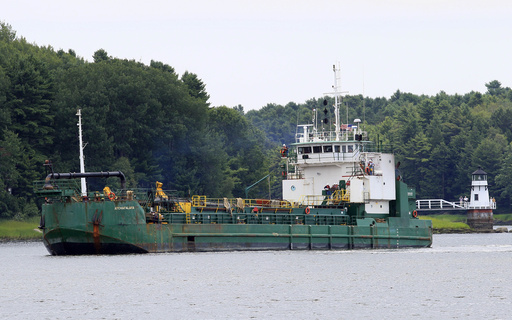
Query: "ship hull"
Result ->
[[41, 202, 432, 255], [43, 228, 432, 255]]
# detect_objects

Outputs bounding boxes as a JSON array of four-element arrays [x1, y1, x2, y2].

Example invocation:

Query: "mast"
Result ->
[[333, 63, 341, 140], [325, 63, 346, 141], [76, 109, 87, 196]]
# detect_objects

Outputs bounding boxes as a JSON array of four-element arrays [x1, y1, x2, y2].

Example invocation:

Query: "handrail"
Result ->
[[190, 196, 296, 209], [415, 199, 496, 211], [43, 171, 126, 189]]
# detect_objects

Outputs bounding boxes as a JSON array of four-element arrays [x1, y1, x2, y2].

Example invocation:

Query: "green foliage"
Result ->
[[485, 80, 505, 96], [494, 142, 512, 209], [92, 49, 109, 63], [0, 216, 41, 240], [494, 214, 512, 223], [0, 25, 272, 217], [2, 23, 512, 220], [247, 78, 512, 212], [0, 21, 16, 42], [181, 71, 210, 104]]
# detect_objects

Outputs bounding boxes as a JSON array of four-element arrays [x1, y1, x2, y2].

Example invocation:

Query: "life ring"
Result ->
[[305, 207, 310, 214], [108, 192, 116, 201], [412, 210, 418, 218]]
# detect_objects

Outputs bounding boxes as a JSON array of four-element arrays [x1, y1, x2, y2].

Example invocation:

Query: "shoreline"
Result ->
[[0, 237, 42, 243], [2, 227, 509, 243]]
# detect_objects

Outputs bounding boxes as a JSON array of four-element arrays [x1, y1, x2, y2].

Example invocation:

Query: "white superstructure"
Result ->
[[281, 65, 397, 215]]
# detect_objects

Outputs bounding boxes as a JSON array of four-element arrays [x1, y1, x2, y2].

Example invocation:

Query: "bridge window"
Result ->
[[313, 146, 322, 153], [323, 145, 333, 153], [334, 145, 340, 152], [348, 145, 353, 153], [342, 145, 346, 153], [298, 146, 311, 154]]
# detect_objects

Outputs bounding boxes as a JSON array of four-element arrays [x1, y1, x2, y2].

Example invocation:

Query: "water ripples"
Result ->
[[1, 233, 511, 319]]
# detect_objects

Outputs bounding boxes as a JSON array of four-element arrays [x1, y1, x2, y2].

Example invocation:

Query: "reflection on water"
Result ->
[[1, 233, 511, 319]]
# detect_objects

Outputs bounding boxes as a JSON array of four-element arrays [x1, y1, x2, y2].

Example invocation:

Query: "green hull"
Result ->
[[40, 200, 432, 255], [35, 174, 432, 255]]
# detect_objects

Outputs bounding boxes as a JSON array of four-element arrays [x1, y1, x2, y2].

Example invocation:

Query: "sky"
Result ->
[[3, 0, 512, 111]]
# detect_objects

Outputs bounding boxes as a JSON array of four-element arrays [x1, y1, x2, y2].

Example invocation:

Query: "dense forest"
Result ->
[[1, 22, 512, 220]]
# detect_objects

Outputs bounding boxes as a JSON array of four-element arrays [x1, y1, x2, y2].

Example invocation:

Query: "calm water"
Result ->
[[1, 233, 511, 320]]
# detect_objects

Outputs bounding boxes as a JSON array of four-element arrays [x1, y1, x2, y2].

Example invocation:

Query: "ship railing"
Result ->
[[290, 146, 394, 166], [243, 199, 296, 208], [192, 195, 207, 207], [286, 172, 304, 180], [299, 195, 327, 206], [360, 144, 394, 153], [37, 184, 181, 206], [294, 151, 361, 164], [297, 191, 349, 207], [332, 189, 350, 202], [33, 179, 81, 197], [286, 172, 303, 180], [295, 130, 367, 143], [191, 196, 297, 210], [155, 211, 352, 225], [88, 188, 153, 202]]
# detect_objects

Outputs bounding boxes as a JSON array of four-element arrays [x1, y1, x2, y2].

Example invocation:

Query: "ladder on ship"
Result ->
[[185, 212, 191, 224]]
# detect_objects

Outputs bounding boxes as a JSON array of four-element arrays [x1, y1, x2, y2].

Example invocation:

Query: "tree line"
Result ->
[[0, 22, 272, 219], [1, 22, 511, 220], [247, 85, 512, 213]]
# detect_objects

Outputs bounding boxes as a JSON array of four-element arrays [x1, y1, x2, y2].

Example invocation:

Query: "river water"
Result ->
[[1, 233, 511, 320]]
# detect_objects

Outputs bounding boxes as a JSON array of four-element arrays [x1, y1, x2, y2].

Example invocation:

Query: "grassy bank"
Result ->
[[419, 214, 471, 233], [494, 214, 512, 225], [0, 216, 42, 241], [0, 213, 505, 241], [420, 213, 512, 233]]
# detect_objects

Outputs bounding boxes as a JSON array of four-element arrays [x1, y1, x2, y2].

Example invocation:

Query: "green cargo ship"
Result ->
[[35, 65, 432, 255]]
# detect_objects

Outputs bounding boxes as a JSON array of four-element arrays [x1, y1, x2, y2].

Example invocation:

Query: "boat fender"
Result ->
[[305, 207, 310, 214], [412, 210, 418, 218]]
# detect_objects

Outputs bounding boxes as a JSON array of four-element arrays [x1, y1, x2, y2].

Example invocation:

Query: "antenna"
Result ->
[[362, 66, 365, 131], [324, 62, 348, 140], [76, 109, 87, 197]]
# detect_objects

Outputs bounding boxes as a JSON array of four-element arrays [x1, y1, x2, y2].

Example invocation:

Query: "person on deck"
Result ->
[[368, 160, 374, 175], [281, 144, 288, 157]]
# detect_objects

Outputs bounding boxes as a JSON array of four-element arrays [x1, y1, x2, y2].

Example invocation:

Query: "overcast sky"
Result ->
[[3, 0, 512, 110]]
